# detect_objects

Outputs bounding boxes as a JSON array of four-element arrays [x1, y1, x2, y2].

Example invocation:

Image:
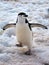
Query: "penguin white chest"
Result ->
[[16, 23, 32, 45]]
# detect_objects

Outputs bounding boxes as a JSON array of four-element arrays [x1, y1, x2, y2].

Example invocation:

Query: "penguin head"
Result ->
[[18, 12, 28, 17], [17, 12, 28, 24]]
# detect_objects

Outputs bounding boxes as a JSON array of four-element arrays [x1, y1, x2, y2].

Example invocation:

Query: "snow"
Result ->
[[0, 53, 11, 62], [0, 21, 9, 29], [0, 0, 49, 65], [3, 27, 16, 37]]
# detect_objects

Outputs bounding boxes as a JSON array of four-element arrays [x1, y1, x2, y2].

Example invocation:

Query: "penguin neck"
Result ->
[[18, 17, 26, 24]]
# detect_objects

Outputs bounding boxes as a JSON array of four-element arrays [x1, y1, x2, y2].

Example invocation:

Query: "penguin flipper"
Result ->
[[29, 23, 48, 29], [3, 23, 16, 30]]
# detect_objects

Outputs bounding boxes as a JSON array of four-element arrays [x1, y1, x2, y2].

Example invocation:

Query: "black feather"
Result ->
[[25, 19, 32, 30]]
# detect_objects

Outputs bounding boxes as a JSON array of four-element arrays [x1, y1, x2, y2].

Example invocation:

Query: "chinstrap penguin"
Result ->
[[16, 12, 48, 55], [16, 12, 32, 55], [2, 12, 48, 55]]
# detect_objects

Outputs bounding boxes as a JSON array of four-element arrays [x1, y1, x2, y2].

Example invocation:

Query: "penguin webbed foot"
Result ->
[[16, 43, 22, 47], [24, 49, 32, 55]]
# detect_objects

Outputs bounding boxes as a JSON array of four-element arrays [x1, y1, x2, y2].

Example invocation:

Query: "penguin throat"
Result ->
[[18, 17, 25, 24]]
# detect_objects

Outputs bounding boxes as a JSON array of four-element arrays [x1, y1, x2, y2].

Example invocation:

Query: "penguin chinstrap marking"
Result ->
[[16, 12, 32, 55]]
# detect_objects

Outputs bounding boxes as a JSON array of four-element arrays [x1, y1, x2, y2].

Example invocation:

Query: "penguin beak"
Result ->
[[25, 15, 28, 17]]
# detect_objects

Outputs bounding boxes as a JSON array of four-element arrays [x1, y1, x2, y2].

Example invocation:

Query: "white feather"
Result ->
[[16, 23, 32, 49]]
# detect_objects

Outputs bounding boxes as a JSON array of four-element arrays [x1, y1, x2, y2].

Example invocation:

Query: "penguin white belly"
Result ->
[[16, 23, 32, 49]]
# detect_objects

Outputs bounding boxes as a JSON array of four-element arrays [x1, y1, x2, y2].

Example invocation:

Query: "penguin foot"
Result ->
[[24, 49, 32, 55], [16, 43, 22, 47]]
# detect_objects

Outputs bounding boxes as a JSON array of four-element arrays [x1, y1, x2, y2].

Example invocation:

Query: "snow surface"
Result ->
[[0, 0, 49, 65]]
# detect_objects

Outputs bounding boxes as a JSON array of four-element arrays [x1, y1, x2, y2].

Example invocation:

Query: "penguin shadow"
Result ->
[[44, 63, 49, 65]]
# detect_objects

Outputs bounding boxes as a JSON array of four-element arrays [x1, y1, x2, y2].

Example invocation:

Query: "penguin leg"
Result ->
[[16, 42, 23, 47], [24, 43, 32, 55]]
